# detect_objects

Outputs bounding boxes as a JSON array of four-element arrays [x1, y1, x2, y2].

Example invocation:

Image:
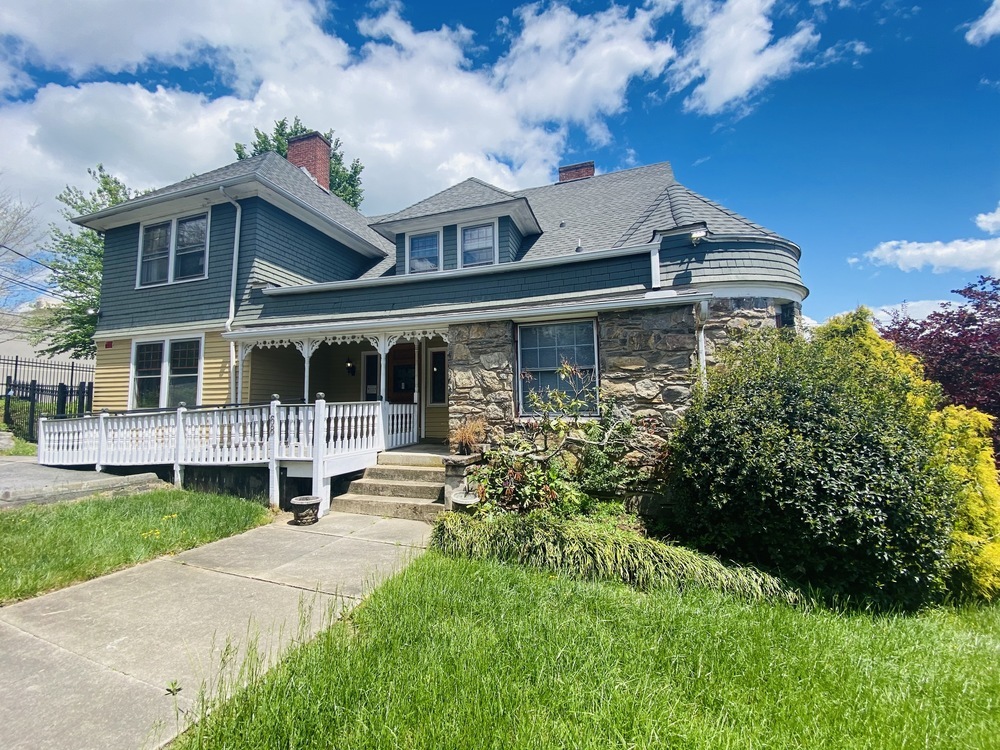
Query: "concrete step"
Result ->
[[347, 477, 444, 501], [331, 493, 445, 522], [377, 451, 446, 468], [364, 464, 445, 483]]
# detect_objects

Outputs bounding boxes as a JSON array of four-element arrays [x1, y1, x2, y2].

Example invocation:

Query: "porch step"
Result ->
[[346, 477, 443, 501], [331, 493, 445, 523], [364, 464, 445, 483], [377, 451, 446, 468]]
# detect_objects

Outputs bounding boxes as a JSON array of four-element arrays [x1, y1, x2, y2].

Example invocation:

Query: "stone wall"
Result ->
[[447, 320, 517, 437], [597, 305, 699, 424], [446, 298, 798, 438]]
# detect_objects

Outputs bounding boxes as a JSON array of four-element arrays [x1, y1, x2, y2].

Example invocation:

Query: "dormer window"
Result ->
[[459, 220, 498, 268], [407, 231, 441, 274], [138, 213, 208, 287]]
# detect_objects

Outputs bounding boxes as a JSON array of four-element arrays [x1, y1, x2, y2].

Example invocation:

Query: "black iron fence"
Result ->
[[0, 356, 94, 442]]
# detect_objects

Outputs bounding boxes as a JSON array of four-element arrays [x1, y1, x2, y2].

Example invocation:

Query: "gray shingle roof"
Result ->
[[374, 178, 518, 224], [80, 151, 394, 255], [506, 162, 782, 262]]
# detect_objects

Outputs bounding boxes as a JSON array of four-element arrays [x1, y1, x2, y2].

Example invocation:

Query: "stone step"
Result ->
[[377, 451, 446, 468], [331, 493, 445, 523], [347, 477, 444, 501], [364, 464, 446, 483]]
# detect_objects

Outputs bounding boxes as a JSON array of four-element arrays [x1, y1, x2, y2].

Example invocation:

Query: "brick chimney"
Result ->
[[287, 131, 331, 191], [558, 161, 595, 182]]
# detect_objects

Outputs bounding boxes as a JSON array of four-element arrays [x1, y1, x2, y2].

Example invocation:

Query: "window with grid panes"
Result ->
[[139, 214, 207, 286], [131, 338, 201, 408], [518, 321, 597, 414], [408, 232, 440, 273], [460, 223, 496, 267]]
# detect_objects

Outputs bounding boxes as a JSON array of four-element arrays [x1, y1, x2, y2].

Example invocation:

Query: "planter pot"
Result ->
[[289, 495, 321, 525]]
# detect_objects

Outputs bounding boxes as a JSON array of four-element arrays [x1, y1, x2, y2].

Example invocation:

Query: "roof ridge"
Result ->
[[466, 176, 517, 198], [668, 183, 776, 236], [614, 182, 676, 248], [513, 160, 673, 195]]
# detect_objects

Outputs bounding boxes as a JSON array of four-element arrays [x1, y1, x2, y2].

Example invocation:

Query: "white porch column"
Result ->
[[294, 339, 320, 403]]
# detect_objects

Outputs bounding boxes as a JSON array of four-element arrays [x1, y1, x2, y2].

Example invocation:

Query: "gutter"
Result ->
[[219, 187, 243, 402]]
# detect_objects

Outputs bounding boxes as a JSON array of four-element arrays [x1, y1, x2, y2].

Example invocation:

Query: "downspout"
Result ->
[[219, 187, 242, 403], [696, 300, 709, 390]]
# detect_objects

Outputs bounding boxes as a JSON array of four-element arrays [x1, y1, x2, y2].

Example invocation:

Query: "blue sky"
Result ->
[[0, 0, 998, 322]]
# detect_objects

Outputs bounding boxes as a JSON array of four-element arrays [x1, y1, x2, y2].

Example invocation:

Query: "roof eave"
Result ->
[[370, 197, 542, 241]]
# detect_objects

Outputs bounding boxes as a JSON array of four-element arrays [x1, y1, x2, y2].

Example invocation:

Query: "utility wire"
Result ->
[[0, 270, 70, 300], [0, 243, 55, 272]]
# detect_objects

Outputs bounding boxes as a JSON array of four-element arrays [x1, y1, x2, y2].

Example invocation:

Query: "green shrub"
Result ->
[[432, 511, 800, 605], [658, 310, 973, 610]]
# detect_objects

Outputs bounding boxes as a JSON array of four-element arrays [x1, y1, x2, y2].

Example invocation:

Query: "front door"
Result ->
[[362, 352, 379, 401], [387, 343, 416, 404]]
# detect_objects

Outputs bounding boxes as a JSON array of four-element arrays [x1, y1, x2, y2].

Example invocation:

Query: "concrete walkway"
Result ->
[[0, 511, 430, 750], [0, 455, 165, 510]]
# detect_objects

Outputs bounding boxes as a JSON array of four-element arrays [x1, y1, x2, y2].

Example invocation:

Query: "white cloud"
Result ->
[[975, 201, 1000, 233], [865, 238, 1000, 275], [966, 1, 1000, 46], [667, 0, 821, 115], [0, 0, 861, 227]]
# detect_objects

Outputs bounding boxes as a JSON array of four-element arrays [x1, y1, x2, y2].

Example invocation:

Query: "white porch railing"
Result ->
[[38, 398, 421, 507]]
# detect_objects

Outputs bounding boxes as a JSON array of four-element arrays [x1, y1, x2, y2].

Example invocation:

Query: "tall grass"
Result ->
[[433, 511, 800, 604], [176, 553, 1000, 749], [0, 489, 270, 603]]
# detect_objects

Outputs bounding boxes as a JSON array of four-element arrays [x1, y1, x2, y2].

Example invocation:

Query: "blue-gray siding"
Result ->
[[443, 225, 458, 270], [659, 239, 803, 290], [97, 204, 235, 332], [235, 253, 650, 326], [499, 216, 521, 264]]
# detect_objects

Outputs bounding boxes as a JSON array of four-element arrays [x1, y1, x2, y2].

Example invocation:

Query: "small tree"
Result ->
[[659, 310, 1000, 609], [879, 276, 1000, 461], [235, 116, 364, 209], [26, 166, 137, 359], [0, 178, 44, 338]]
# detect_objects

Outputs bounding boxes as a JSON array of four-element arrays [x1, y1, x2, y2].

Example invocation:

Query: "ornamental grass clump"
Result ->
[[432, 511, 799, 605], [658, 309, 1000, 610]]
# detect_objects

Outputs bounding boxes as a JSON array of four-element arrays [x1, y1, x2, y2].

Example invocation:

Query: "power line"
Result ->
[[0, 243, 55, 272], [0, 270, 70, 300]]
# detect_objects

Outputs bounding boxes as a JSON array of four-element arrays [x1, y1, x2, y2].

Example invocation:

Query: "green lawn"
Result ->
[[0, 489, 271, 604], [178, 552, 1000, 749]]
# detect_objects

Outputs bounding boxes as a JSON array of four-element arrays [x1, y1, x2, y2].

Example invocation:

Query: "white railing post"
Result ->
[[37, 417, 47, 464], [96, 409, 108, 472], [174, 403, 187, 488], [312, 393, 330, 517], [268, 395, 280, 510]]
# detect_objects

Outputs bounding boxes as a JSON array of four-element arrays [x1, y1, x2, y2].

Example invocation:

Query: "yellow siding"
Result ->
[[201, 332, 232, 405], [93, 338, 132, 412], [425, 405, 448, 440]]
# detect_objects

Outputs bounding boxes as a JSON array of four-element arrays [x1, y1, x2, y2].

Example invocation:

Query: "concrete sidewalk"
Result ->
[[0, 511, 430, 750], [0, 455, 165, 510]]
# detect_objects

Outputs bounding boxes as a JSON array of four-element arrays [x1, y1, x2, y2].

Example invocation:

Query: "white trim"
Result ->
[[371, 198, 541, 241], [128, 332, 206, 409], [691, 282, 807, 303], [95, 319, 227, 340], [266, 242, 655, 295], [226, 290, 713, 343], [516, 319, 599, 417], [457, 218, 499, 269], [405, 229, 443, 275], [135, 210, 211, 289]]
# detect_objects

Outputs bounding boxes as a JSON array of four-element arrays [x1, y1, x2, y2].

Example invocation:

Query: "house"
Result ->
[[38, 132, 807, 513]]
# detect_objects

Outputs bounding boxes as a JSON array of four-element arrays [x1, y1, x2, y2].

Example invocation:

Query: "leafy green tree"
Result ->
[[658, 310, 1000, 609], [234, 116, 364, 209], [27, 165, 137, 359]]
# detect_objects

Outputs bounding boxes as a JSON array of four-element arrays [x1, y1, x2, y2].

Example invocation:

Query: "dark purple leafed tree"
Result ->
[[878, 276, 1000, 462]]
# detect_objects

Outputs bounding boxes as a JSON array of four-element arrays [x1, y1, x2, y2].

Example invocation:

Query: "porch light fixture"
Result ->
[[346, 358, 356, 376]]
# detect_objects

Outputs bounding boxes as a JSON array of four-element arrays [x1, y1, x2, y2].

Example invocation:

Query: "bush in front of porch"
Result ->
[[0, 489, 271, 604]]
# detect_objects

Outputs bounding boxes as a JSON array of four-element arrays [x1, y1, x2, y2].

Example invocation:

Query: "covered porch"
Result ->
[[235, 328, 449, 442]]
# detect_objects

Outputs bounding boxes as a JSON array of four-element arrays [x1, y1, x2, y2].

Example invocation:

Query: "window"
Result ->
[[407, 231, 440, 274], [518, 321, 597, 414], [138, 213, 208, 286], [459, 221, 497, 267], [131, 337, 202, 409], [429, 349, 447, 405]]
